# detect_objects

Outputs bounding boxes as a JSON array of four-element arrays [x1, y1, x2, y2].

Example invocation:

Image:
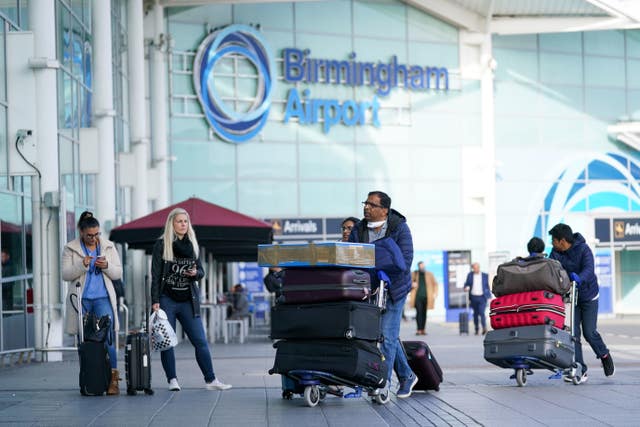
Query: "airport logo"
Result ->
[[193, 25, 274, 143]]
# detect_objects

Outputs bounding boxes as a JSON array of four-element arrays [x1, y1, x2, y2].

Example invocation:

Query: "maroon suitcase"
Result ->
[[280, 267, 371, 304], [402, 341, 443, 391], [490, 290, 565, 330]]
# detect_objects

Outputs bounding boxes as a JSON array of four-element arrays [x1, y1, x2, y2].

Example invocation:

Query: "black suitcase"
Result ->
[[280, 268, 371, 304], [402, 341, 443, 391], [459, 311, 469, 335], [269, 339, 387, 389], [270, 301, 382, 341], [125, 332, 153, 395], [484, 324, 575, 370], [72, 283, 111, 396], [78, 341, 111, 396]]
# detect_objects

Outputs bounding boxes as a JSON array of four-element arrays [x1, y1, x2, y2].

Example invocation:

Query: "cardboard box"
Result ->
[[257, 242, 375, 268]]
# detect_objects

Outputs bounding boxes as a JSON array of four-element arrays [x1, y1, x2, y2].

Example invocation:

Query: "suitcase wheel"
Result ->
[[127, 388, 136, 396], [515, 368, 527, 387], [372, 387, 390, 405], [304, 386, 321, 407], [144, 388, 154, 395], [282, 390, 293, 400]]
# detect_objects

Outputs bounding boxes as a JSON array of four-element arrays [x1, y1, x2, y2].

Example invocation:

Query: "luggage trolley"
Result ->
[[270, 273, 391, 407], [483, 282, 583, 387]]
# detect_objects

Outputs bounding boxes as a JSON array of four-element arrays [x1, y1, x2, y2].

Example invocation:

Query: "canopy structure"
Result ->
[[109, 197, 272, 261]]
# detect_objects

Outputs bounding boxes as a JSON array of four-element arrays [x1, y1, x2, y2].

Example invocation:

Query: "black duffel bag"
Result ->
[[492, 256, 570, 297]]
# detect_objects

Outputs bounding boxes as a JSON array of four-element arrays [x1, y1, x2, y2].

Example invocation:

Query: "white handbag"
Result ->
[[149, 309, 178, 352]]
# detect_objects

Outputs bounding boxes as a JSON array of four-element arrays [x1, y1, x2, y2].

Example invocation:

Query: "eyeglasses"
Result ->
[[341, 226, 353, 231], [85, 232, 101, 239], [362, 201, 384, 209]]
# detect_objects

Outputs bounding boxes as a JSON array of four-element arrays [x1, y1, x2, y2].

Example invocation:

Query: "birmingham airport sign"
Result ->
[[194, 25, 449, 143]]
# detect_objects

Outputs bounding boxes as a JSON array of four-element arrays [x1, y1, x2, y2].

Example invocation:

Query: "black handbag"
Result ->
[[83, 312, 112, 344]]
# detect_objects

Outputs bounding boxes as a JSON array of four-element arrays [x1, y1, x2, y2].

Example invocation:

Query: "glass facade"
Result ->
[[167, 1, 480, 251], [57, 0, 94, 233], [0, 1, 32, 353], [493, 30, 640, 250]]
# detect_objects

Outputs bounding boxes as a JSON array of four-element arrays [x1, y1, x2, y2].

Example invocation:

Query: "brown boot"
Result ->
[[107, 369, 120, 395]]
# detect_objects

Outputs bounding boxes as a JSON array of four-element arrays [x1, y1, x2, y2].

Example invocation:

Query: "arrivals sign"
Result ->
[[193, 25, 449, 143], [595, 217, 640, 243], [613, 218, 640, 242]]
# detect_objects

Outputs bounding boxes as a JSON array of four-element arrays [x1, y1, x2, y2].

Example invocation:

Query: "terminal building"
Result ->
[[1, 0, 639, 361]]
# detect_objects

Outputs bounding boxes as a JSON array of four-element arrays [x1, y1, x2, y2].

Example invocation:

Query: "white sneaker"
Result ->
[[205, 378, 232, 390], [168, 378, 181, 391]]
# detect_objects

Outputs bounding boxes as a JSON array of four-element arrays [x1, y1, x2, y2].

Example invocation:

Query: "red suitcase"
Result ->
[[402, 341, 443, 391], [490, 290, 565, 330], [280, 267, 371, 304]]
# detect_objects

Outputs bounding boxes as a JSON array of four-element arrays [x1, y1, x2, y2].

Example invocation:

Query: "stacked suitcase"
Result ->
[[259, 243, 388, 404], [483, 256, 579, 385], [269, 267, 388, 391]]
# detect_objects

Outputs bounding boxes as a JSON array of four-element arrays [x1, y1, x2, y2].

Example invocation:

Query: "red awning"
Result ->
[[109, 197, 272, 261]]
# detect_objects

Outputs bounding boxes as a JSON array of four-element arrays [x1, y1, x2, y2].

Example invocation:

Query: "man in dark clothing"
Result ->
[[349, 190, 417, 398], [549, 223, 614, 383]]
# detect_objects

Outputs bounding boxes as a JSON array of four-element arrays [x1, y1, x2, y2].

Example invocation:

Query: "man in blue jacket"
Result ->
[[549, 223, 614, 383], [463, 263, 491, 335], [349, 191, 417, 398]]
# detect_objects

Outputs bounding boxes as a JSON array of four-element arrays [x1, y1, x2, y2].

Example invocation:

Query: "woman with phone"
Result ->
[[62, 211, 123, 395], [150, 208, 232, 392]]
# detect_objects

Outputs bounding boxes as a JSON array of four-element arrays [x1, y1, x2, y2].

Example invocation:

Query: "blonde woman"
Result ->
[[150, 208, 231, 391]]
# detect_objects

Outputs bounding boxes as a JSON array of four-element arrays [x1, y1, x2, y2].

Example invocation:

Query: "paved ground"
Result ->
[[1, 316, 639, 426]]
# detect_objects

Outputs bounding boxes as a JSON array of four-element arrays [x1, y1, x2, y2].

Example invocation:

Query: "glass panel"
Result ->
[[0, 21, 6, 102], [0, 106, 7, 175], [296, 1, 351, 36], [584, 56, 625, 87], [539, 32, 582, 54], [584, 30, 624, 57], [1, 192, 23, 278], [353, 1, 406, 39], [0, 1, 19, 27]]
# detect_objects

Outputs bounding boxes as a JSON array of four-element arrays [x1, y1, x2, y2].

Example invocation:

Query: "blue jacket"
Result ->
[[549, 233, 598, 303], [464, 272, 491, 300], [349, 209, 414, 303]]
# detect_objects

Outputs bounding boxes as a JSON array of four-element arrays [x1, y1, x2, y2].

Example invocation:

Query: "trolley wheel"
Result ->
[[144, 388, 154, 395], [515, 368, 527, 387], [304, 385, 321, 407], [126, 388, 136, 396], [282, 390, 293, 400], [373, 387, 390, 405]]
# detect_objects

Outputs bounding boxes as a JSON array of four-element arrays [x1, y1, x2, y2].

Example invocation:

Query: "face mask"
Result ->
[[367, 220, 386, 229]]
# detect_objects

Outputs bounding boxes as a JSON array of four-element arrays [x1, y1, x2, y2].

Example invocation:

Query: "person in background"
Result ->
[[151, 208, 232, 392], [410, 261, 438, 335], [548, 223, 614, 383], [463, 263, 491, 335], [349, 190, 417, 398], [340, 217, 359, 242], [229, 284, 250, 320], [62, 211, 123, 395], [527, 237, 546, 257]]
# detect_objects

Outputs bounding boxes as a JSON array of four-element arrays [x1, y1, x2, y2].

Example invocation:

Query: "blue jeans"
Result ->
[[81, 297, 116, 369], [573, 297, 609, 374], [159, 295, 215, 383], [381, 294, 414, 383], [469, 295, 487, 332]]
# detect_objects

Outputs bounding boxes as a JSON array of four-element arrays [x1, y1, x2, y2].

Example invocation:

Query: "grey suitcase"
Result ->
[[484, 324, 575, 370]]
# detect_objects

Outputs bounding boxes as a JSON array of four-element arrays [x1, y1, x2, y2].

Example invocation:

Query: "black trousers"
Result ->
[[415, 298, 427, 330]]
